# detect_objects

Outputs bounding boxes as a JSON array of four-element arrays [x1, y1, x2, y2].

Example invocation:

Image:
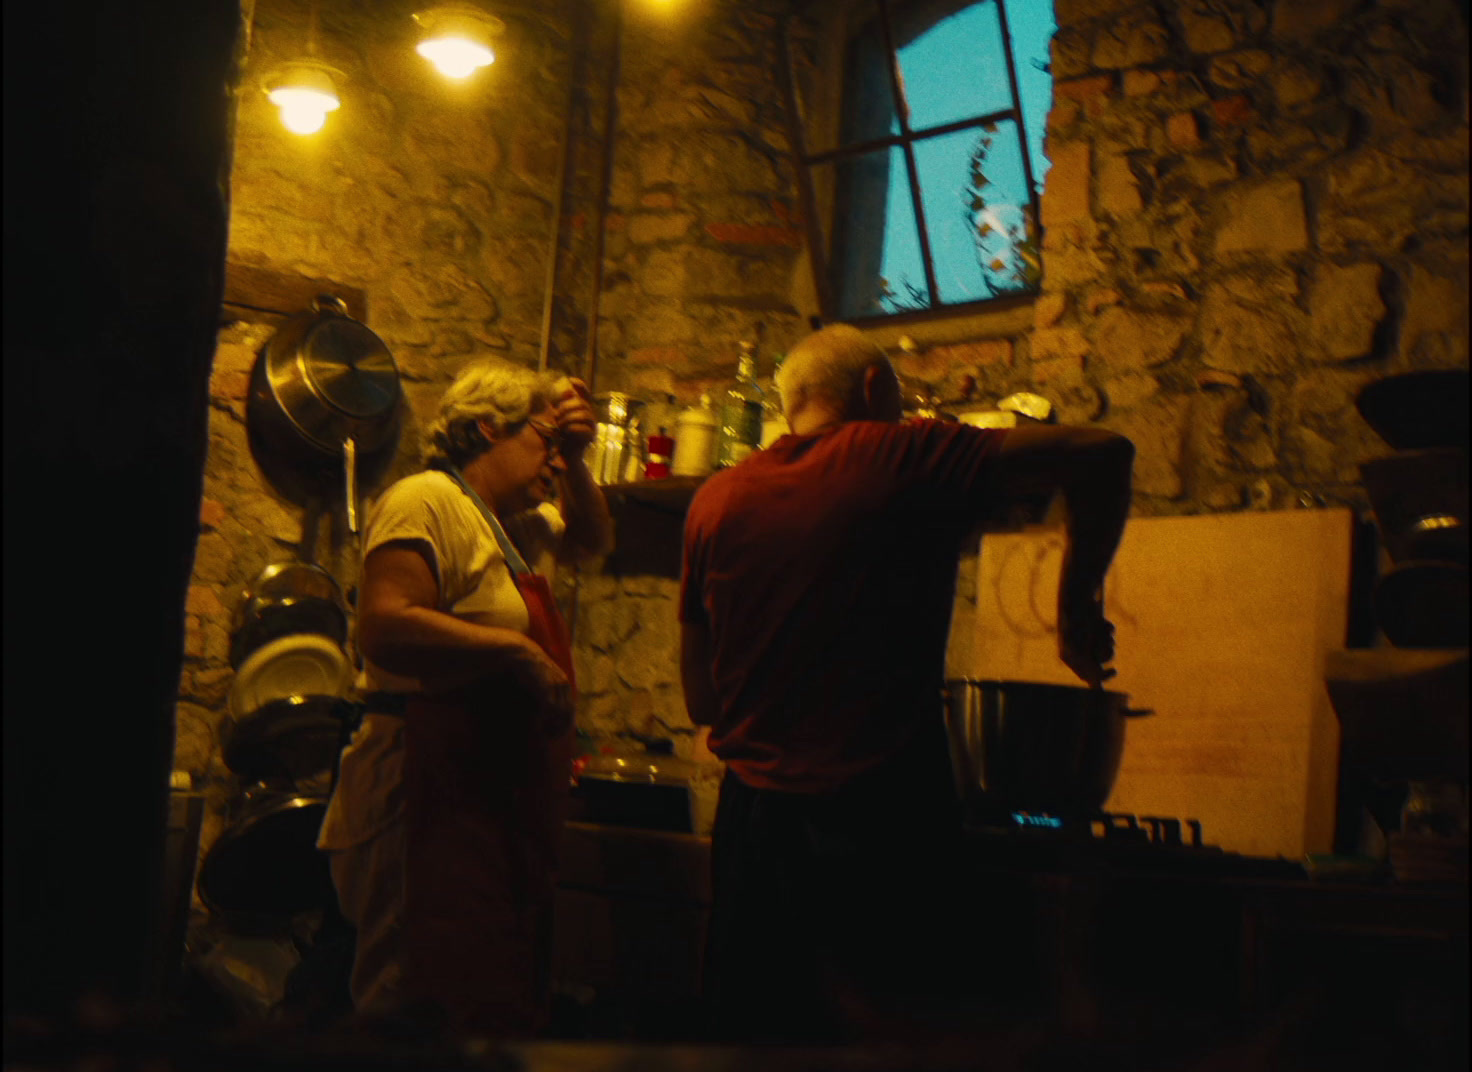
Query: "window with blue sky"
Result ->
[[796, 0, 1055, 321]]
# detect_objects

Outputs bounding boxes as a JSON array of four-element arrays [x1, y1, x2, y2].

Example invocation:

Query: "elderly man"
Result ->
[[679, 324, 1134, 1042]]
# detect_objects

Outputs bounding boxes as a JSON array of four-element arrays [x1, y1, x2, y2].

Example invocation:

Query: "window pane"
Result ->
[[895, 0, 1012, 134], [818, 149, 932, 318], [912, 120, 1039, 304]]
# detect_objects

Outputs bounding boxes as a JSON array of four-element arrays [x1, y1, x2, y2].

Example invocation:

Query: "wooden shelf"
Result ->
[[602, 476, 705, 515], [600, 477, 706, 578]]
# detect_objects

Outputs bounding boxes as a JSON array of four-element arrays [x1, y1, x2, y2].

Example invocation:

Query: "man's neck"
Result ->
[[787, 403, 847, 436]]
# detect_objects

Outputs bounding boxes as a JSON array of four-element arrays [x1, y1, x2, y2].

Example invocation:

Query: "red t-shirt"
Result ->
[[680, 419, 1008, 792]]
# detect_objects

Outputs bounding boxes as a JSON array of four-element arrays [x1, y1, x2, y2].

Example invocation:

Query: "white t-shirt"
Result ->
[[319, 469, 567, 851]]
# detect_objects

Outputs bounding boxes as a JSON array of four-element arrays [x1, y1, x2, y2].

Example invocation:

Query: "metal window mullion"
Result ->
[[993, 0, 1042, 249], [805, 107, 1022, 166], [876, 0, 940, 308]]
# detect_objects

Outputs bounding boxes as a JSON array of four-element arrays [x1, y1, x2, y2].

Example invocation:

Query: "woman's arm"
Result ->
[[551, 378, 614, 558], [358, 541, 569, 698]]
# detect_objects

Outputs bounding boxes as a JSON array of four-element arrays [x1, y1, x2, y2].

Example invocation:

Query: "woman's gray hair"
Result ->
[[423, 358, 560, 466], [774, 324, 892, 417]]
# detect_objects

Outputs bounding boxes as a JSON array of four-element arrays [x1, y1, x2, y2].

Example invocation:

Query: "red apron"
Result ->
[[402, 465, 576, 1036]]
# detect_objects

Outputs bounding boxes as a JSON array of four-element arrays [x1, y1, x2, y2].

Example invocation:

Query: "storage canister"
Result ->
[[672, 396, 719, 477]]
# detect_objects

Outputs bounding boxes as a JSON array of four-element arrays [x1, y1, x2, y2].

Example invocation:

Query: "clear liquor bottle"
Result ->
[[716, 341, 764, 467]]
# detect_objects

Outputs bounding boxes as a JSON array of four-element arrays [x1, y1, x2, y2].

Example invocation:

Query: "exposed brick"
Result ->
[[1166, 112, 1202, 149], [1055, 75, 1115, 103], [1085, 288, 1124, 315], [210, 369, 249, 402], [702, 222, 802, 247], [199, 498, 227, 529], [1031, 326, 1090, 363], [603, 213, 626, 232], [1123, 69, 1162, 96], [1048, 98, 1081, 131], [1211, 95, 1255, 127], [183, 615, 205, 659], [186, 585, 226, 619], [627, 346, 685, 366], [1041, 142, 1091, 228], [1053, 75, 1115, 118], [640, 191, 678, 209], [1033, 292, 1067, 328], [930, 340, 1014, 368], [1032, 354, 1087, 385]]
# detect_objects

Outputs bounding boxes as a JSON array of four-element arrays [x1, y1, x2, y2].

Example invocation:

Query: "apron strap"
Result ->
[[429, 459, 533, 576]]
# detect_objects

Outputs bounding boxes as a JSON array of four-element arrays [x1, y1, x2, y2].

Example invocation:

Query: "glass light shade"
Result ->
[[413, 5, 504, 80], [264, 63, 341, 135], [416, 35, 494, 79]]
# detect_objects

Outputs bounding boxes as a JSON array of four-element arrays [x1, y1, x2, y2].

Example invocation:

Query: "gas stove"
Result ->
[[962, 806, 1308, 881]]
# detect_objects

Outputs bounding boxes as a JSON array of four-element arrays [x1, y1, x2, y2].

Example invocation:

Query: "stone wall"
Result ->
[[176, 0, 610, 875], [570, 0, 1470, 754], [177, 0, 1470, 859], [1022, 0, 1468, 515]]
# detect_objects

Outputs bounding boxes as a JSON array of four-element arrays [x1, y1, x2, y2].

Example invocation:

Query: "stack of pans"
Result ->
[[197, 562, 356, 930], [1355, 370, 1469, 648]]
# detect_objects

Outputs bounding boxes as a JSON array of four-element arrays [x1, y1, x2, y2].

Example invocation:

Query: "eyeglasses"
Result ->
[[526, 419, 565, 459]]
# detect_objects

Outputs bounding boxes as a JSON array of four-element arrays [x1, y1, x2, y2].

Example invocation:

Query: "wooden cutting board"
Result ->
[[950, 508, 1354, 860]]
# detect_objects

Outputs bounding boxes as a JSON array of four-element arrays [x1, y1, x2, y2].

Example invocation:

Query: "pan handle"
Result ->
[[344, 437, 358, 534], [1122, 707, 1154, 717]]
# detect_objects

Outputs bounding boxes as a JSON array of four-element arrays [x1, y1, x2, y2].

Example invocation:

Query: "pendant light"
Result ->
[[263, 1, 342, 135], [413, 3, 505, 80]]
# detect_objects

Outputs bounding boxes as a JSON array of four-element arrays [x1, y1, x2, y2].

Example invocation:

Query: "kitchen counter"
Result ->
[[553, 820, 1467, 1059]]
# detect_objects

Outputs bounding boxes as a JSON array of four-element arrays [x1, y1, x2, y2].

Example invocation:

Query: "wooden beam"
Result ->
[[222, 261, 368, 322]]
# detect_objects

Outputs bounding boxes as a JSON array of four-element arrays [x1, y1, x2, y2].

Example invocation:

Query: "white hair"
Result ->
[[774, 324, 893, 418], [423, 358, 559, 465]]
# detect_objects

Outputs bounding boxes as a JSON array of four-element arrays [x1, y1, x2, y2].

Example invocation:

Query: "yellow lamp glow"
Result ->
[[264, 61, 341, 135], [414, 4, 504, 81]]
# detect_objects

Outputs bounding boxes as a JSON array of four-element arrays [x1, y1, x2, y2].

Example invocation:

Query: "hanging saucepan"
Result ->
[[249, 294, 402, 532], [230, 560, 350, 668], [196, 781, 335, 930], [221, 694, 352, 784]]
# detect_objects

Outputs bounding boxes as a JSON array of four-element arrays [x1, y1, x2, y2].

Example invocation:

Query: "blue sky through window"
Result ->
[[879, 1, 1055, 309]]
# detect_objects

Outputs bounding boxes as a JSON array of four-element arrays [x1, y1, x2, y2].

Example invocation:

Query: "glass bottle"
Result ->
[[716, 341, 764, 467]]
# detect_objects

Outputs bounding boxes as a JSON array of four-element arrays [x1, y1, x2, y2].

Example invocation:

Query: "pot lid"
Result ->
[[229, 634, 352, 722], [300, 314, 400, 420]]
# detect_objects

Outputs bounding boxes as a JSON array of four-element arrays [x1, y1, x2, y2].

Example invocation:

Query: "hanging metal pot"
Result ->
[[230, 560, 350, 668], [197, 782, 335, 927], [248, 295, 402, 531]]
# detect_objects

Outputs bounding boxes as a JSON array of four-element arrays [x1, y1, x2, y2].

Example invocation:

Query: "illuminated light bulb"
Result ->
[[416, 35, 494, 80], [263, 61, 342, 136], [413, 5, 504, 81], [268, 86, 339, 133]]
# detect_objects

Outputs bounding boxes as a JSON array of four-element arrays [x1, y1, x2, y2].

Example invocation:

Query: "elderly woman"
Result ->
[[317, 359, 612, 1036]]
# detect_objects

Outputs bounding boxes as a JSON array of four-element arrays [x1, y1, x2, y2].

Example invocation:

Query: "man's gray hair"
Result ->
[[423, 358, 559, 466], [774, 324, 892, 418]]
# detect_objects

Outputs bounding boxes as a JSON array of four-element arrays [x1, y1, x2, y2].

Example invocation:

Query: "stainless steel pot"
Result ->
[[942, 679, 1153, 816], [251, 295, 402, 531], [196, 783, 334, 926], [230, 561, 349, 667], [221, 694, 350, 783]]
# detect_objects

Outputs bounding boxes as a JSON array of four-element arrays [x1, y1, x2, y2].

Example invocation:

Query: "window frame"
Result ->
[[778, 0, 1047, 326]]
